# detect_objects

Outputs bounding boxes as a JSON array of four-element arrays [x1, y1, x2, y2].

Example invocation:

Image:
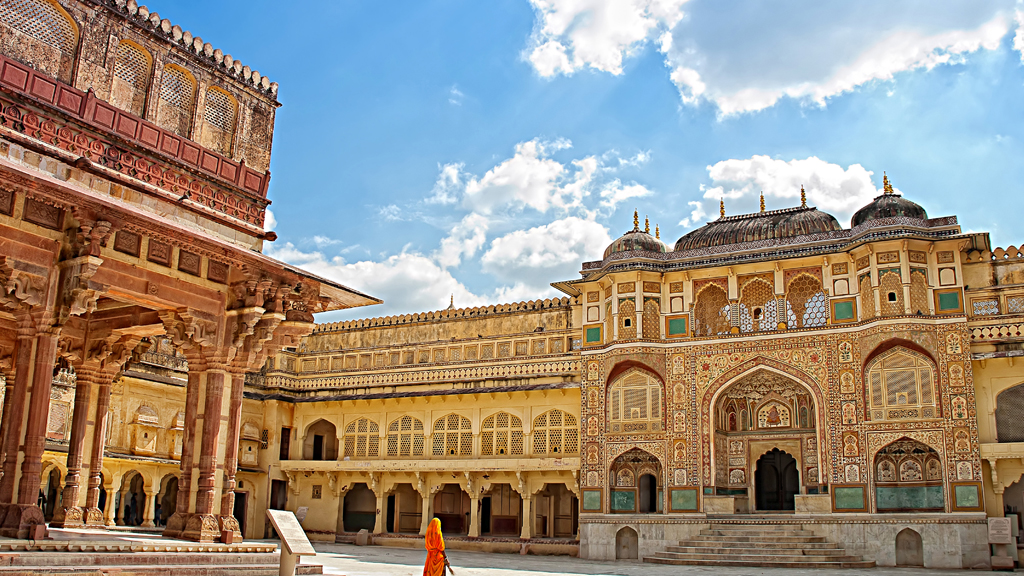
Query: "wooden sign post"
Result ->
[[266, 510, 317, 576]]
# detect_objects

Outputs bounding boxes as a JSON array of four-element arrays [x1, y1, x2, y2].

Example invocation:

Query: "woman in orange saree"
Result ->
[[423, 517, 449, 576]]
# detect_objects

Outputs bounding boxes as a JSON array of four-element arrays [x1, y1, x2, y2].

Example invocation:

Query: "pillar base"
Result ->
[[162, 511, 192, 539], [82, 507, 105, 527], [0, 504, 46, 539], [49, 506, 86, 528], [180, 513, 221, 543], [218, 515, 242, 543]]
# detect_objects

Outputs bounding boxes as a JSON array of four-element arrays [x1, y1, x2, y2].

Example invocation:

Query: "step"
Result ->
[[652, 550, 866, 562], [698, 528, 816, 537], [666, 545, 846, 556], [0, 565, 323, 575], [0, 552, 285, 568], [687, 534, 826, 543], [676, 539, 838, 550], [644, 556, 876, 569]]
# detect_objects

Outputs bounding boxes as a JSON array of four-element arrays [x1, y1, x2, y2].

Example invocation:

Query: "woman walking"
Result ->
[[423, 518, 453, 576]]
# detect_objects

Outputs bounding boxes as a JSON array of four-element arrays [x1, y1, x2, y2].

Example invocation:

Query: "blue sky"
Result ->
[[162, 0, 1024, 320]]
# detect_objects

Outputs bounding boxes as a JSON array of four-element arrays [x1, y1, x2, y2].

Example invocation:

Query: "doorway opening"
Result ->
[[754, 448, 798, 511]]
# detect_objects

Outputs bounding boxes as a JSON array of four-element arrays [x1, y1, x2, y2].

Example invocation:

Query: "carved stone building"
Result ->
[[0, 0, 379, 542]]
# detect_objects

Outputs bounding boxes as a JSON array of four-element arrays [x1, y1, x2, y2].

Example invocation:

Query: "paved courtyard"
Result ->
[[309, 543, 974, 576]]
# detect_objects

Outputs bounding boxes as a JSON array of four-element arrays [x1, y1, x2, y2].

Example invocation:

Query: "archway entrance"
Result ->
[[754, 448, 798, 511], [609, 448, 661, 513]]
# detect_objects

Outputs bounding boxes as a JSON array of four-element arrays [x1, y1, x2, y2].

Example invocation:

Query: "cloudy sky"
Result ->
[[168, 0, 1024, 320]]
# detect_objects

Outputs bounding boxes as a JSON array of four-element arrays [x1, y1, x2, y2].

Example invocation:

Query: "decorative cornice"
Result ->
[[314, 297, 573, 333]]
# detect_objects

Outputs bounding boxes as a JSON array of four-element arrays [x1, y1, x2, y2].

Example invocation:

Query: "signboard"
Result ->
[[266, 509, 316, 556], [295, 506, 309, 523], [988, 517, 1013, 545]]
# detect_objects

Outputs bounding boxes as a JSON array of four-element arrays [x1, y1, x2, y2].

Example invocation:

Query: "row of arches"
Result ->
[[300, 410, 579, 461], [692, 273, 828, 336], [1, 0, 239, 154], [38, 463, 180, 527]]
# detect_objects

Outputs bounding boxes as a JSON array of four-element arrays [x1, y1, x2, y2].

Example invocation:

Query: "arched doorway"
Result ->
[[754, 448, 798, 511], [41, 467, 62, 522], [616, 526, 638, 559], [710, 368, 820, 503], [873, 438, 944, 512], [609, 448, 661, 513]]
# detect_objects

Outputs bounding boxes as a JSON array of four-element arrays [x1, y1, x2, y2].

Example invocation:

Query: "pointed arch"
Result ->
[[693, 283, 731, 336], [863, 346, 938, 421], [481, 411, 523, 456], [532, 409, 578, 455], [0, 0, 79, 82], [342, 417, 377, 458], [200, 86, 237, 155], [110, 40, 152, 116], [386, 415, 424, 457], [606, 367, 663, 435], [156, 63, 196, 137], [431, 413, 472, 457]]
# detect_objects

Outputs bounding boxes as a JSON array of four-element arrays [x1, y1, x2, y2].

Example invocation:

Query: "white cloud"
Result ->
[[694, 155, 883, 227], [678, 199, 707, 228], [449, 85, 465, 106], [525, 0, 690, 76], [525, 0, 1016, 116], [434, 213, 491, 268], [481, 216, 611, 289], [266, 242, 490, 317], [312, 235, 342, 248], [426, 162, 465, 205], [462, 138, 581, 214], [599, 180, 651, 210], [263, 208, 277, 232]]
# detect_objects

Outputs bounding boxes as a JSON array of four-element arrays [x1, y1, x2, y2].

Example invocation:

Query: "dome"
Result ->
[[674, 200, 842, 252], [851, 175, 926, 227], [604, 212, 668, 259]]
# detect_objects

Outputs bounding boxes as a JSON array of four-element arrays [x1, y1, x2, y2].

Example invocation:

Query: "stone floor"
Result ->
[[309, 542, 987, 576]]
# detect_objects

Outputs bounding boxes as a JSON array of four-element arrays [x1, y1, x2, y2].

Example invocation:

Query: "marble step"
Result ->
[[687, 534, 827, 543], [0, 552, 285, 567], [644, 556, 876, 569], [677, 538, 837, 549], [666, 545, 846, 556], [651, 551, 866, 562], [698, 528, 817, 537]]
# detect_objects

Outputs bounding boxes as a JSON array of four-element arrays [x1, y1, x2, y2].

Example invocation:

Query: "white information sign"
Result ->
[[267, 509, 316, 556], [988, 517, 1013, 545]]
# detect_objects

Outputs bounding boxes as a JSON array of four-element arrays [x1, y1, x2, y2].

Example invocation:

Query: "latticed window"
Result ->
[[642, 297, 660, 338], [431, 413, 472, 456], [0, 0, 77, 81], [343, 418, 379, 458], [859, 274, 875, 320], [110, 41, 151, 116], [996, 383, 1024, 442], [607, 369, 663, 433], [786, 274, 828, 328], [386, 415, 424, 457], [693, 284, 731, 336], [618, 298, 637, 339], [201, 87, 237, 155], [481, 412, 523, 456], [738, 278, 776, 333], [157, 64, 196, 137], [867, 348, 936, 420], [532, 409, 578, 455], [878, 270, 904, 316], [909, 269, 930, 315]]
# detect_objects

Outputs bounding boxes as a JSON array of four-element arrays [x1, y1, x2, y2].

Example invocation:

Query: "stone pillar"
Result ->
[[103, 486, 117, 526], [83, 378, 114, 526], [217, 371, 245, 542], [418, 486, 435, 536], [0, 324, 34, 506], [50, 368, 95, 527], [142, 489, 157, 528], [116, 489, 128, 526], [1, 329, 59, 537], [182, 368, 226, 542], [372, 489, 385, 535], [163, 366, 201, 538], [520, 494, 533, 539], [468, 493, 481, 538]]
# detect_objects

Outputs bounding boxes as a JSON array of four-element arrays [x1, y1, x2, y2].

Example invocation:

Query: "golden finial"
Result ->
[[883, 172, 893, 195], [644, 216, 650, 234], [759, 191, 765, 213], [633, 209, 639, 231], [655, 225, 660, 240], [446, 294, 455, 310], [800, 185, 807, 208], [720, 198, 725, 218]]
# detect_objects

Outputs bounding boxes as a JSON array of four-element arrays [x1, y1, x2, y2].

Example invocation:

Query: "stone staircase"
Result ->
[[0, 537, 321, 573], [644, 522, 875, 568]]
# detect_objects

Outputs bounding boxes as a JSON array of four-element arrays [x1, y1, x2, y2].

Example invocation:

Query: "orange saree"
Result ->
[[423, 517, 447, 576]]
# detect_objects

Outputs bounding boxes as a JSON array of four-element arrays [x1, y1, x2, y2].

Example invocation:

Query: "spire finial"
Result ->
[[655, 224, 660, 240], [759, 191, 765, 213], [883, 171, 894, 194], [644, 215, 650, 234], [720, 198, 725, 218], [800, 185, 807, 207], [633, 209, 639, 231]]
